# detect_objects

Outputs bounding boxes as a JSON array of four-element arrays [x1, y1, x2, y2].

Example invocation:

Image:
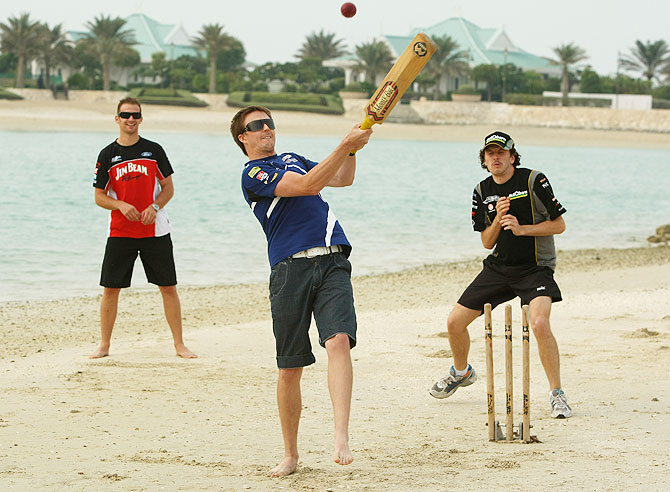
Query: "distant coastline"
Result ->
[[3, 89, 670, 150]]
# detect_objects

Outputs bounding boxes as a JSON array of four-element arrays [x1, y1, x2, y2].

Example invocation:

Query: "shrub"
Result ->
[[67, 72, 90, 90], [226, 91, 344, 115], [652, 98, 670, 109], [453, 85, 481, 95], [503, 93, 611, 107], [0, 87, 23, 100], [128, 88, 208, 107]]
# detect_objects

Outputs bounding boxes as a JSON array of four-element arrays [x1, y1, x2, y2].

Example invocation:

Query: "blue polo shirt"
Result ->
[[241, 152, 351, 266]]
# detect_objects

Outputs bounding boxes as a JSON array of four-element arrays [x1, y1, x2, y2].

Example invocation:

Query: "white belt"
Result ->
[[292, 245, 343, 258]]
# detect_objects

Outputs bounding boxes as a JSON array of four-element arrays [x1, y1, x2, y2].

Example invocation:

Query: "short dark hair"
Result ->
[[479, 147, 521, 170], [117, 97, 142, 114], [230, 105, 272, 156]]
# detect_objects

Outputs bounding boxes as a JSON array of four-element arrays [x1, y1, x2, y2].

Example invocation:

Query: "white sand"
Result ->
[[1, 100, 670, 490]]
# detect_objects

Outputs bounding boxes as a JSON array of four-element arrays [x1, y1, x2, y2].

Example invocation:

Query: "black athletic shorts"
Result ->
[[269, 252, 357, 369], [457, 258, 562, 313], [100, 234, 177, 288]]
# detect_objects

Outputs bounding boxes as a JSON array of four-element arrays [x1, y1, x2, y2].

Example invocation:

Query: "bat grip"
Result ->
[[349, 117, 375, 155]]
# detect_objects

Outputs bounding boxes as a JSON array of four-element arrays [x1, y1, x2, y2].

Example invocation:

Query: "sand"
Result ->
[[2, 99, 670, 491]]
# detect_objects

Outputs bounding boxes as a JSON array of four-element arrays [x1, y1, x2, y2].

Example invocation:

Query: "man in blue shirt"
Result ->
[[231, 105, 372, 476]]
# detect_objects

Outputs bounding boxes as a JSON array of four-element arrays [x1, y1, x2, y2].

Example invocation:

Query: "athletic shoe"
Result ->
[[550, 389, 572, 418], [429, 364, 477, 399]]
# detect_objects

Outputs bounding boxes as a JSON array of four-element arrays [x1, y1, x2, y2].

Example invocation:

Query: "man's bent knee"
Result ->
[[324, 333, 351, 353]]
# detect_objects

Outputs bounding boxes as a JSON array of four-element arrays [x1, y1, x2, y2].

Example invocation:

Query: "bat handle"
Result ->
[[349, 117, 375, 155]]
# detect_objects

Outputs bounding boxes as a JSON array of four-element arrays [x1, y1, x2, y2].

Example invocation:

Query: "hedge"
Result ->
[[226, 91, 344, 115], [128, 88, 208, 107], [0, 87, 22, 100], [652, 98, 670, 110], [504, 94, 611, 107]]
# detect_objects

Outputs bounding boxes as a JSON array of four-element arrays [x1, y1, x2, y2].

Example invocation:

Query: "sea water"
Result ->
[[0, 130, 667, 302]]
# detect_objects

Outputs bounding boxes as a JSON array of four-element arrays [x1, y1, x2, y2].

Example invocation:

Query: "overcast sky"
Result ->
[[4, 0, 667, 76]]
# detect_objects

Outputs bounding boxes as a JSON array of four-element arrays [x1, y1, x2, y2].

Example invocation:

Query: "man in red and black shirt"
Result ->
[[91, 97, 196, 359]]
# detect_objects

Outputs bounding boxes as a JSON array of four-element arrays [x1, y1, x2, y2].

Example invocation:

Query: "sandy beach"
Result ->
[[2, 98, 670, 491]]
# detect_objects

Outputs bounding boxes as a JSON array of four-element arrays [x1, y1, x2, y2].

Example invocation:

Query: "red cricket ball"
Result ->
[[341, 2, 357, 18]]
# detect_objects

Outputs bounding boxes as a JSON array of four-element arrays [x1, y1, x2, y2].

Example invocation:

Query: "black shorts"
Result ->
[[269, 252, 357, 369], [457, 259, 562, 313], [100, 234, 177, 288]]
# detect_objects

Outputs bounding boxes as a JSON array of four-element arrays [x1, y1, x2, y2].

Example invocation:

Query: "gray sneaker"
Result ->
[[429, 365, 477, 399], [550, 389, 572, 418]]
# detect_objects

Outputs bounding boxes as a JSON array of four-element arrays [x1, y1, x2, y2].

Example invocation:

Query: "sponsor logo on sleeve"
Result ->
[[248, 166, 261, 178], [271, 173, 278, 182], [256, 171, 269, 183]]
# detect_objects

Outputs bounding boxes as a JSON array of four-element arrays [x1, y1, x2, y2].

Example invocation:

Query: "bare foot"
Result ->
[[89, 346, 109, 359], [333, 436, 353, 465], [175, 344, 197, 359], [269, 456, 298, 477]]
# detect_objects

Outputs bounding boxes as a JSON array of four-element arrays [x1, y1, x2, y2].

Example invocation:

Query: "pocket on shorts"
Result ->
[[332, 252, 352, 276], [269, 260, 289, 298]]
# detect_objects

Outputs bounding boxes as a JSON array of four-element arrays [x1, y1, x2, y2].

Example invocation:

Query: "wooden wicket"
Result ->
[[485, 303, 532, 443]]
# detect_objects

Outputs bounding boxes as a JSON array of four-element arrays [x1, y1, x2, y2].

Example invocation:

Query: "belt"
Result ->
[[292, 245, 343, 258]]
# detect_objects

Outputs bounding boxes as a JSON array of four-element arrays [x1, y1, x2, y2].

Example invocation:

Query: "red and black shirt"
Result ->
[[93, 137, 173, 238]]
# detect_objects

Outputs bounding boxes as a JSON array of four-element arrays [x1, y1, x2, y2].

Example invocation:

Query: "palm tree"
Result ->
[[35, 23, 73, 87], [80, 15, 135, 91], [296, 30, 347, 62], [427, 35, 470, 100], [192, 24, 234, 93], [0, 12, 41, 88], [619, 40, 669, 83], [354, 39, 394, 85], [551, 42, 588, 98]]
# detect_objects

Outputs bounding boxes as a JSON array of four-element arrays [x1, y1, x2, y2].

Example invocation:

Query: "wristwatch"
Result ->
[[151, 203, 160, 212]]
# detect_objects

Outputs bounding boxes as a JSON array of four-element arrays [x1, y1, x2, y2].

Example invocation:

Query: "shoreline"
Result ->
[[3, 98, 670, 149], [2, 245, 668, 360]]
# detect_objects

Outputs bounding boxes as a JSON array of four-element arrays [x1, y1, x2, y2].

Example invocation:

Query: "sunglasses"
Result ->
[[118, 111, 142, 119], [243, 118, 275, 133]]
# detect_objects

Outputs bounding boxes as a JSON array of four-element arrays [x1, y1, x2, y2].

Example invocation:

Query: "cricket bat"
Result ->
[[360, 33, 437, 130]]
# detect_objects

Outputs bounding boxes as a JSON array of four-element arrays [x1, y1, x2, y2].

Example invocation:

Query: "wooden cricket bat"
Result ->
[[360, 32, 437, 130]]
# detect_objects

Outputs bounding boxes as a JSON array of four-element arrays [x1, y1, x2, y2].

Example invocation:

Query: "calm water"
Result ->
[[0, 130, 668, 302]]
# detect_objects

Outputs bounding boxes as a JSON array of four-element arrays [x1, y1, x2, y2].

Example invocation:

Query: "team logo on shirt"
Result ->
[[116, 162, 149, 181], [248, 166, 261, 178], [282, 154, 298, 164], [141, 152, 153, 157], [111, 155, 122, 163]]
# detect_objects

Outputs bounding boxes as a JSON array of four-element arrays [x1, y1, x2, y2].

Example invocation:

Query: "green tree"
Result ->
[[579, 66, 602, 93], [354, 39, 394, 85], [192, 23, 235, 93], [80, 15, 135, 91], [619, 40, 669, 83], [472, 64, 500, 101], [216, 37, 246, 72], [35, 23, 74, 87], [427, 35, 470, 100], [521, 71, 545, 95], [551, 42, 588, 98], [296, 29, 347, 63], [0, 12, 41, 88]]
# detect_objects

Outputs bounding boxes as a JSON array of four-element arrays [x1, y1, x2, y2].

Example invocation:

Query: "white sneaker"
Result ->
[[550, 389, 572, 418]]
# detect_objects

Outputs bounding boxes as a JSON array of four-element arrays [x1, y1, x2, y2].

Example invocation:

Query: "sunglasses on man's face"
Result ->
[[118, 111, 142, 119], [243, 118, 275, 133]]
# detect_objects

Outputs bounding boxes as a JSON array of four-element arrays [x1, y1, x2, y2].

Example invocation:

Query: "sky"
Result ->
[[3, 0, 668, 77]]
